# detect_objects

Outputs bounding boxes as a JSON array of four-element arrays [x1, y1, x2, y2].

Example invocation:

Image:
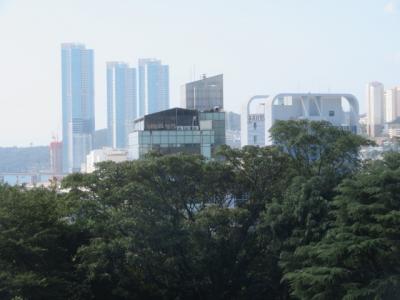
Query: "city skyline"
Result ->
[[1, 0, 400, 146]]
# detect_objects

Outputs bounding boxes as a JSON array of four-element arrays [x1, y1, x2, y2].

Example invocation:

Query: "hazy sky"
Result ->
[[0, 0, 399, 146]]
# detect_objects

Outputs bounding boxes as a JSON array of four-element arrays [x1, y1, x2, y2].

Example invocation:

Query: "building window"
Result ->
[[253, 135, 257, 144], [329, 110, 335, 117], [284, 96, 293, 106], [253, 122, 257, 129]]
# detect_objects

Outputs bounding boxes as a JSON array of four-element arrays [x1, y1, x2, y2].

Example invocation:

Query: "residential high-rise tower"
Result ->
[[138, 58, 169, 116], [61, 43, 95, 173], [384, 86, 400, 123], [107, 62, 137, 148]]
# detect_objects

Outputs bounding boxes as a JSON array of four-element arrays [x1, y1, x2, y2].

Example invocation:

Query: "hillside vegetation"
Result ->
[[0, 146, 49, 173]]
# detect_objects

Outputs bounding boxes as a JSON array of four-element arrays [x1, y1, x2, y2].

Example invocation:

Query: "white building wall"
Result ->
[[244, 93, 359, 146], [85, 148, 128, 173], [385, 87, 400, 123], [241, 95, 269, 147], [264, 94, 359, 145], [366, 82, 385, 137]]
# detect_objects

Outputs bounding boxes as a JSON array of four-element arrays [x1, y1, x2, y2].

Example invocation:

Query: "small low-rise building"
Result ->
[[84, 147, 128, 173]]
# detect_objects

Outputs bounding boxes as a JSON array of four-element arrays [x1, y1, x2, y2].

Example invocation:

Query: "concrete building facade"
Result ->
[[241, 95, 268, 147], [50, 141, 63, 175], [366, 82, 385, 137], [84, 148, 128, 173], [384, 86, 400, 123], [242, 93, 359, 146]]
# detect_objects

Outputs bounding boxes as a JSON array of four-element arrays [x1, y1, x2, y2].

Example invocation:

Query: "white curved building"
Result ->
[[242, 93, 359, 147]]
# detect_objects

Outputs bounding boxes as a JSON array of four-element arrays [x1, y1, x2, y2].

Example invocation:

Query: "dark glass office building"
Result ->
[[181, 74, 223, 111], [129, 108, 225, 159]]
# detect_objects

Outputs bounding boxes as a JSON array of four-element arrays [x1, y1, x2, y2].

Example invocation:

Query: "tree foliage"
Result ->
[[284, 152, 400, 300], [0, 120, 396, 300]]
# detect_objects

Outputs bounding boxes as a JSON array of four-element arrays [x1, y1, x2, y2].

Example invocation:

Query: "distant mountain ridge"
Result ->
[[0, 146, 50, 173]]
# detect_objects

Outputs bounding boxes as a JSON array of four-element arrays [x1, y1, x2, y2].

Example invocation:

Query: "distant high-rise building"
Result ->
[[385, 86, 400, 123], [181, 74, 223, 111], [50, 141, 63, 174], [107, 62, 137, 148], [366, 82, 385, 137], [225, 111, 241, 148], [138, 58, 169, 116], [226, 111, 241, 131], [93, 128, 109, 150], [61, 43, 95, 173]]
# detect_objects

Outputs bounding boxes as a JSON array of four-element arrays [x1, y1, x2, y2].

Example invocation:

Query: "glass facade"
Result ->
[[107, 62, 137, 149], [181, 74, 223, 111], [129, 130, 214, 159], [138, 59, 169, 117], [128, 108, 225, 159], [61, 43, 94, 173], [199, 111, 225, 156]]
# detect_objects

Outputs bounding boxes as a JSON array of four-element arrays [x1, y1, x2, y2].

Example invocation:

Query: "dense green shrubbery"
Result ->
[[1, 120, 399, 299]]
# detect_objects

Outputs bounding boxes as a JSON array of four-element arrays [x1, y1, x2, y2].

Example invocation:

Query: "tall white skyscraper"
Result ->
[[107, 62, 137, 149], [138, 58, 169, 116], [385, 87, 400, 123], [366, 82, 385, 137], [61, 43, 95, 173]]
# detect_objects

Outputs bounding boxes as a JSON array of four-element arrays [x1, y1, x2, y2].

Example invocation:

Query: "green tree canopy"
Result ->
[[284, 152, 400, 300]]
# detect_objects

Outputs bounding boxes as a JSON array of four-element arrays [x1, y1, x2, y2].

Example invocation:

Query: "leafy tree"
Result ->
[[270, 120, 371, 181], [64, 148, 291, 299], [0, 185, 88, 300], [284, 152, 400, 300], [257, 120, 372, 298], [0, 120, 382, 300]]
